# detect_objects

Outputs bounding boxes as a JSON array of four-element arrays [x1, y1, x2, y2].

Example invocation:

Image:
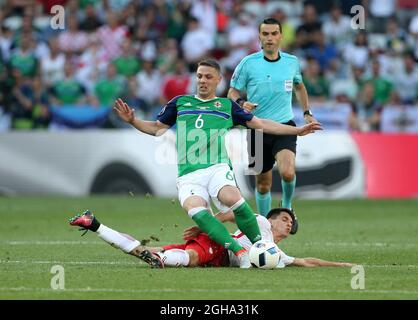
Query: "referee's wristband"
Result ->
[[235, 98, 246, 107], [303, 109, 313, 117]]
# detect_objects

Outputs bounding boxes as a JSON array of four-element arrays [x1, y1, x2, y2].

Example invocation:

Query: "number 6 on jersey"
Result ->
[[195, 114, 204, 128]]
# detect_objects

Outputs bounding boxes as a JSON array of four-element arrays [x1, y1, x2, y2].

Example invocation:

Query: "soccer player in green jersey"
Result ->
[[228, 18, 318, 234], [114, 59, 321, 267]]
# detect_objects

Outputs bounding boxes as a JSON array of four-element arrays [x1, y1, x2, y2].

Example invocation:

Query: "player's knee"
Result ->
[[186, 249, 200, 267], [256, 181, 272, 193], [217, 185, 241, 206], [281, 170, 295, 182]]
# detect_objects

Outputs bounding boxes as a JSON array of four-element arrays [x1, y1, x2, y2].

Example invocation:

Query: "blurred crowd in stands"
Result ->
[[0, 0, 417, 131]]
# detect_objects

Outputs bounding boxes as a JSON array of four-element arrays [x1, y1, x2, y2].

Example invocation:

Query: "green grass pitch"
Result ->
[[0, 196, 417, 300]]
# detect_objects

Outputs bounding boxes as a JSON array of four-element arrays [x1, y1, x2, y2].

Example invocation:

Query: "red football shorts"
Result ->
[[162, 233, 228, 267]]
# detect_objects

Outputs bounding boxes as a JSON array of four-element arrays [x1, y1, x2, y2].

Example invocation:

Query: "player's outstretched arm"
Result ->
[[114, 98, 170, 136], [291, 257, 355, 267], [246, 116, 322, 136]]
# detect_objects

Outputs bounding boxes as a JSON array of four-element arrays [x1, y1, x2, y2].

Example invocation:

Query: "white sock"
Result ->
[[157, 249, 190, 267], [96, 224, 140, 253]]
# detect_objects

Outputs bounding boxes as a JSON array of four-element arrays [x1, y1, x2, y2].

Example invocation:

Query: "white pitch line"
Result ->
[[0, 286, 417, 296], [1, 260, 417, 269]]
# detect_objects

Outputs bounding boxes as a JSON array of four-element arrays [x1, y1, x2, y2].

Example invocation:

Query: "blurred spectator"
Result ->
[[119, 1, 137, 33], [354, 82, 382, 131], [392, 52, 418, 105], [190, 0, 217, 40], [181, 17, 214, 70], [93, 63, 126, 108], [40, 37, 65, 87], [11, 14, 41, 47], [226, 13, 258, 67], [57, 16, 88, 56], [9, 32, 38, 77], [112, 38, 140, 77], [9, 67, 34, 129], [322, 3, 352, 51], [166, 2, 188, 42], [30, 75, 50, 128], [161, 59, 191, 103], [302, 57, 330, 103], [364, 59, 393, 105], [307, 30, 338, 72], [156, 38, 179, 74], [97, 11, 128, 60], [75, 34, 109, 93], [296, 3, 322, 50], [350, 65, 367, 99], [49, 61, 88, 105], [9, 70, 49, 129], [136, 59, 162, 108], [79, 4, 103, 33], [385, 18, 408, 55], [343, 31, 369, 68]]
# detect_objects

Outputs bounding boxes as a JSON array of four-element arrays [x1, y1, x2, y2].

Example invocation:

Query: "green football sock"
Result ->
[[233, 200, 261, 244], [281, 176, 296, 209], [191, 209, 243, 254], [255, 189, 271, 217]]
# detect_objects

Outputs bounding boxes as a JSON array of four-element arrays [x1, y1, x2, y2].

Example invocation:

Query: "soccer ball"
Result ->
[[249, 240, 281, 269]]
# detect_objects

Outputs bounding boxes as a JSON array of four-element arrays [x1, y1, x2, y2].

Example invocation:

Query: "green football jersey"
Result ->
[[157, 95, 254, 177]]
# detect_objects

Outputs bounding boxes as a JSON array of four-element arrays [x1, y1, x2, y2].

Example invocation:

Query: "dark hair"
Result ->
[[259, 17, 282, 33], [266, 208, 295, 224], [198, 59, 221, 73]]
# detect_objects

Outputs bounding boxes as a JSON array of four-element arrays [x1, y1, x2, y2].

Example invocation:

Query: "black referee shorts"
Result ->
[[247, 120, 297, 174]]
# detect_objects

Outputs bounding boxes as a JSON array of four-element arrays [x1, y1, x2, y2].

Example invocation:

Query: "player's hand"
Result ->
[[183, 226, 202, 240], [304, 114, 317, 124], [297, 121, 322, 136], [242, 101, 258, 113], [114, 98, 135, 124]]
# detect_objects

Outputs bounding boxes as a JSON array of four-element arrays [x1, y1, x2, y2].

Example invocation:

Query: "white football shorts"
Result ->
[[177, 163, 237, 213]]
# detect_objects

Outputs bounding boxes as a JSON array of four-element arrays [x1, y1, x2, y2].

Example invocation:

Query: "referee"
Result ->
[[228, 18, 317, 234]]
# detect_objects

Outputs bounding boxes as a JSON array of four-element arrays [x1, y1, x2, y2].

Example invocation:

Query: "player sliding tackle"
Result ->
[[113, 59, 322, 268], [69, 208, 354, 268]]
